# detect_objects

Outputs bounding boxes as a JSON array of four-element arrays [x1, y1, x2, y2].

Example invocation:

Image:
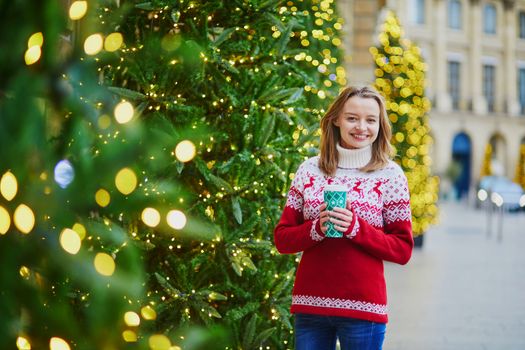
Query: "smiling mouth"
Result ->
[[351, 134, 369, 141]]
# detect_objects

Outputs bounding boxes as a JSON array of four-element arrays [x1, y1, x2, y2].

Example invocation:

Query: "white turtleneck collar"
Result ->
[[336, 143, 372, 169]]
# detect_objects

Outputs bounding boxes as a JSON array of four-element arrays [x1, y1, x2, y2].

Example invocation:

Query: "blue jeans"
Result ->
[[294, 313, 386, 350]]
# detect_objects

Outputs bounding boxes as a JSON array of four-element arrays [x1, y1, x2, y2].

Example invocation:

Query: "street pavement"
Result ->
[[383, 200, 525, 350]]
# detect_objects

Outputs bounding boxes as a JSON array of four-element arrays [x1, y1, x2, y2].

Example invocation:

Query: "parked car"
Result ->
[[477, 176, 525, 211]]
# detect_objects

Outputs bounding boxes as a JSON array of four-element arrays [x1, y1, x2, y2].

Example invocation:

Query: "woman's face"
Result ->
[[334, 95, 380, 150]]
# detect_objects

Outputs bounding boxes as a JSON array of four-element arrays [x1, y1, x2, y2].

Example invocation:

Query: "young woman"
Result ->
[[274, 86, 413, 350]]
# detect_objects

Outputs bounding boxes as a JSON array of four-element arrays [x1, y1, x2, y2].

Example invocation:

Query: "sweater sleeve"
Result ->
[[274, 163, 325, 254], [349, 167, 414, 265]]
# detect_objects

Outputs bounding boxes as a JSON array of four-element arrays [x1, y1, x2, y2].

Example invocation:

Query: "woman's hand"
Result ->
[[329, 200, 353, 233]]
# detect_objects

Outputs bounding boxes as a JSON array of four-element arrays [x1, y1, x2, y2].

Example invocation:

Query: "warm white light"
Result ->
[[124, 311, 141, 327], [0, 206, 10, 234], [166, 210, 187, 230], [84, 34, 103, 55], [175, 140, 196, 162], [27, 32, 43, 48], [49, 337, 71, 350], [59, 228, 81, 255], [24, 46, 41, 65], [13, 204, 35, 234], [141, 208, 161, 227], [114, 101, 134, 124], [1, 171, 18, 201], [69, 1, 88, 20], [16, 336, 31, 350]]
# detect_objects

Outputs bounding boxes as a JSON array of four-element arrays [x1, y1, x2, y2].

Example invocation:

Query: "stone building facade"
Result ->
[[339, 0, 525, 198]]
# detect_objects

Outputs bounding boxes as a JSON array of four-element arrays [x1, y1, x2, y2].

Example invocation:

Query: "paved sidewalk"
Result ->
[[384, 201, 525, 350]]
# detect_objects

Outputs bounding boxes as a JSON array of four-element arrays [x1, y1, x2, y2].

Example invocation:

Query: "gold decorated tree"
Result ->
[[370, 11, 439, 236]]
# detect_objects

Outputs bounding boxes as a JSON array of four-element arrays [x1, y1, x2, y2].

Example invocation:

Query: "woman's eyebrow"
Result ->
[[343, 112, 379, 118]]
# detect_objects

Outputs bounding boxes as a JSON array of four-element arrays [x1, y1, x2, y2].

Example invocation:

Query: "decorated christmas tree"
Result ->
[[370, 10, 439, 236], [1, 0, 347, 349], [97, 0, 346, 348]]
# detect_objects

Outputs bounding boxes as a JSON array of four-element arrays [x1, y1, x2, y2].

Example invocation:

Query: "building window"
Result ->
[[410, 0, 426, 24], [519, 68, 525, 114], [483, 4, 497, 34], [519, 12, 525, 39], [483, 64, 495, 112], [448, 0, 462, 29], [448, 61, 461, 110]]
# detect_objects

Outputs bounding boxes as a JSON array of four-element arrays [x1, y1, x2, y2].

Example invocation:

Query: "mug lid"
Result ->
[[324, 185, 347, 192]]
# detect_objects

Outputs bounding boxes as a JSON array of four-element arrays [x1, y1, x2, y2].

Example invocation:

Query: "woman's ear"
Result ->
[[333, 116, 340, 127]]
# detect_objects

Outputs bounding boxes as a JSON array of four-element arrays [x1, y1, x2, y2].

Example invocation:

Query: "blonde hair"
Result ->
[[319, 86, 393, 176]]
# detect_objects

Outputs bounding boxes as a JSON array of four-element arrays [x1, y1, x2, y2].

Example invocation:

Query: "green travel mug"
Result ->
[[323, 185, 347, 238]]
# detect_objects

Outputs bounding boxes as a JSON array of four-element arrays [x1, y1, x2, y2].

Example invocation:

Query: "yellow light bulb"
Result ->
[[141, 208, 161, 227], [95, 188, 111, 207], [94, 252, 115, 276], [0, 171, 17, 201], [122, 330, 138, 342], [16, 336, 31, 350], [24, 46, 41, 66], [49, 337, 71, 350], [166, 210, 186, 230], [72, 223, 87, 240], [124, 311, 141, 327], [175, 140, 196, 162], [84, 34, 103, 56], [115, 168, 137, 195], [104, 32, 123, 52], [13, 204, 35, 234], [114, 101, 134, 124], [0, 206, 10, 234], [141, 305, 157, 320], [69, 1, 88, 20], [59, 228, 81, 255], [148, 334, 171, 350], [27, 32, 43, 48]]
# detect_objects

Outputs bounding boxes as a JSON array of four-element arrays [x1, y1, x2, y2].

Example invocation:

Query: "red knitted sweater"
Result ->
[[274, 155, 413, 323]]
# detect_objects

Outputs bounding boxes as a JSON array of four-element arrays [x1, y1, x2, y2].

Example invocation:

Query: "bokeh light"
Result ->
[[27, 32, 43, 48], [54, 160, 75, 189], [69, 1, 88, 20], [0, 206, 10, 234], [95, 188, 111, 207], [94, 252, 115, 276], [148, 334, 171, 350], [124, 311, 140, 327], [84, 33, 103, 56], [24, 46, 41, 66], [16, 336, 31, 350], [104, 32, 123, 52], [115, 168, 137, 195], [122, 330, 138, 342], [141, 207, 161, 227], [175, 140, 196, 162], [59, 228, 81, 255], [49, 337, 71, 350], [72, 222, 87, 240], [141, 305, 157, 320], [114, 101, 134, 124], [1, 171, 18, 201], [166, 210, 186, 230], [13, 204, 35, 234]]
